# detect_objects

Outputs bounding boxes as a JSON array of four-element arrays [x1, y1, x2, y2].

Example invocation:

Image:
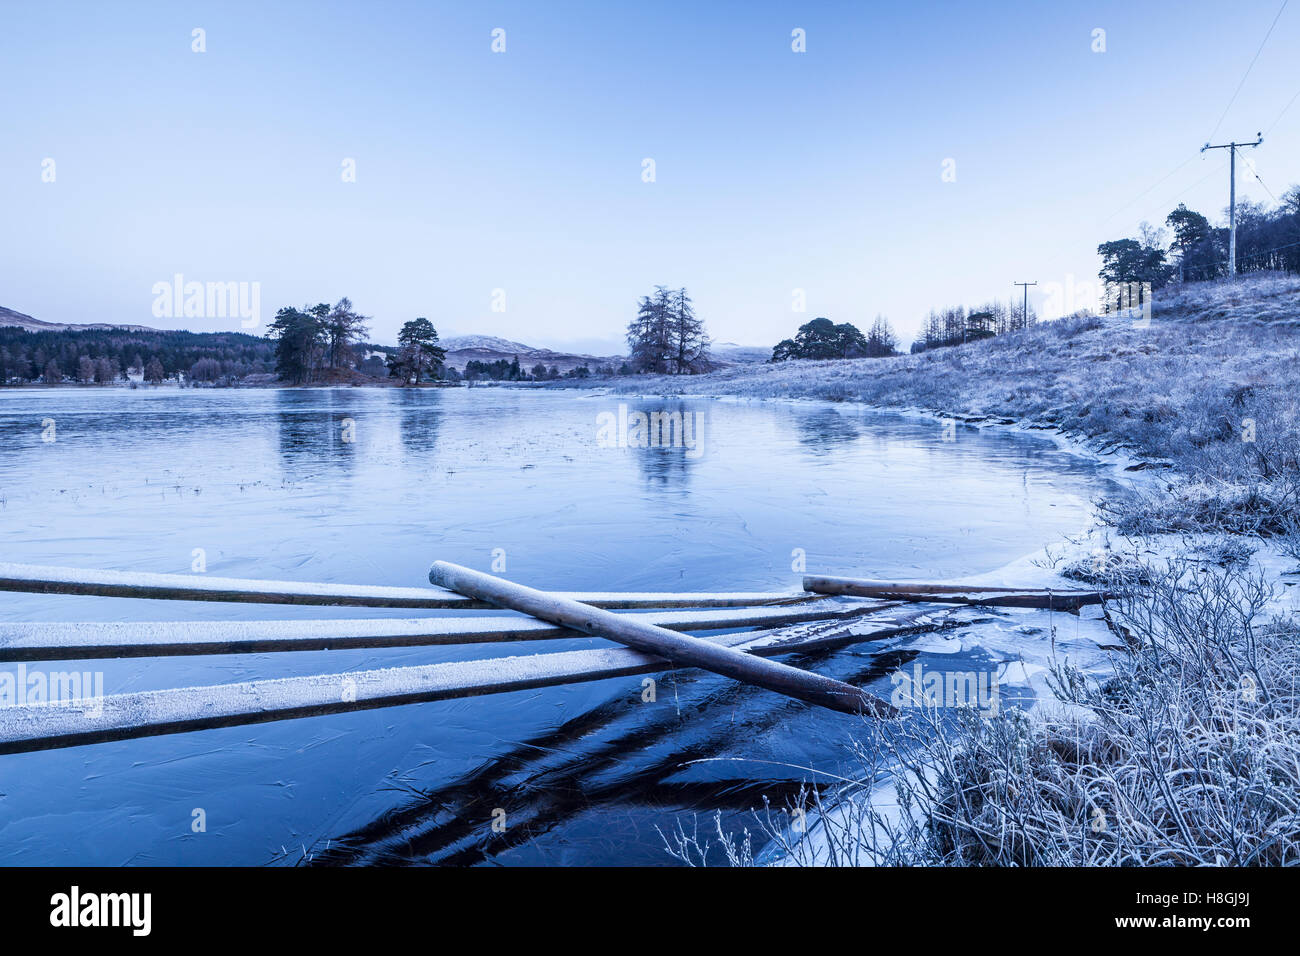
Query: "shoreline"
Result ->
[[615, 278, 1300, 865]]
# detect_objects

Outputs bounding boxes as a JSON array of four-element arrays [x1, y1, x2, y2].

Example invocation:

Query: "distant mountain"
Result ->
[[0, 305, 157, 333], [439, 334, 622, 373], [440, 335, 541, 354], [711, 342, 771, 364]]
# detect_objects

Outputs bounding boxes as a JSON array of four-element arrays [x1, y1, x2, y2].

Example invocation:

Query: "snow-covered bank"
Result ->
[[648, 275, 1300, 866], [745, 529, 1300, 867]]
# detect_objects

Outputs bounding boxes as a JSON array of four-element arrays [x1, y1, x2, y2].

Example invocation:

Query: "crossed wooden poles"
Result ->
[[0, 560, 1106, 754]]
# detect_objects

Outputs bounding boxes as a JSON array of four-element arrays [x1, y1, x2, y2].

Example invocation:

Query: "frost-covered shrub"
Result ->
[[773, 559, 1300, 867], [1055, 313, 1105, 337], [673, 559, 1299, 867], [1101, 477, 1300, 536], [1154, 271, 1300, 325], [1193, 536, 1257, 567], [1060, 551, 1151, 587]]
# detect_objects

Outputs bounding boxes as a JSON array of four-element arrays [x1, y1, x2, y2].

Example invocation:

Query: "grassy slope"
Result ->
[[613, 274, 1298, 459]]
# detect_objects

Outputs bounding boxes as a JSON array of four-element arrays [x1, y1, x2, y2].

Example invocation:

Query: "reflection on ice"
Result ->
[[0, 387, 1118, 865]]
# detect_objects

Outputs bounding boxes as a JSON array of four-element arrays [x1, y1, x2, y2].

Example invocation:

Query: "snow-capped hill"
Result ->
[[441, 335, 540, 354], [0, 305, 156, 333], [435, 333, 625, 372], [711, 342, 771, 364], [435, 333, 623, 373]]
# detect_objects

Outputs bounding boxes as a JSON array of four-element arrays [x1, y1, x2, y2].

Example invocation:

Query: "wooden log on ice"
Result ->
[[802, 574, 1111, 610], [0, 601, 898, 661], [0, 561, 815, 610], [429, 561, 892, 716], [0, 607, 953, 754]]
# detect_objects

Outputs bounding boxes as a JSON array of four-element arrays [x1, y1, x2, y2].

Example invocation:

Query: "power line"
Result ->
[[1201, 135, 1264, 275], [1249, 163, 1280, 203], [1001, 0, 1286, 274], [1130, 157, 1227, 228], [1098, 152, 1199, 227], [1206, 0, 1289, 142], [1002, 0, 1291, 289], [1234, 237, 1300, 266], [1263, 82, 1300, 135], [1017, 157, 1228, 293]]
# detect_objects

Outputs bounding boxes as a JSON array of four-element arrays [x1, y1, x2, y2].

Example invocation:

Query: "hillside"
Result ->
[[601, 276, 1299, 453], [710, 342, 771, 364], [440, 335, 539, 353], [0, 305, 156, 333], [439, 335, 622, 374]]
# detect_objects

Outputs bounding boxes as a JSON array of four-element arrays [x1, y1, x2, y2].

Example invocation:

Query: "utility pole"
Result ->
[[1014, 281, 1036, 329], [1201, 133, 1262, 276]]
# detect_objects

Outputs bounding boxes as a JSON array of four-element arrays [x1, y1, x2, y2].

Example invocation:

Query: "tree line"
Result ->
[[3, 296, 644, 387], [771, 316, 899, 360], [1097, 184, 1300, 303], [0, 326, 274, 385], [915, 299, 1035, 352]]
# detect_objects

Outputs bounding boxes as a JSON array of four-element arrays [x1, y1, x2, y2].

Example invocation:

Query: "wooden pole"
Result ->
[[803, 575, 1110, 610], [0, 561, 813, 610], [429, 561, 893, 716], [0, 607, 948, 754], [0, 601, 897, 661]]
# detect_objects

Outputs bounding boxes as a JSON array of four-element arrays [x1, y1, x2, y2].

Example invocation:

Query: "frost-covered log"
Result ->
[[0, 600, 896, 660], [0, 561, 812, 610], [0, 606, 955, 754], [430, 561, 895, 715], [803, 575, 1110, 610]]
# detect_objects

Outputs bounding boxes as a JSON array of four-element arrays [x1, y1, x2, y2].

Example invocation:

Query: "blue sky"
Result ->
[[3, 0, 1299, 351]]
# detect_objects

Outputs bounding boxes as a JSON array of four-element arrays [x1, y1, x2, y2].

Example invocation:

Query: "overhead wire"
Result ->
[[1206, 0, 1289, 142]]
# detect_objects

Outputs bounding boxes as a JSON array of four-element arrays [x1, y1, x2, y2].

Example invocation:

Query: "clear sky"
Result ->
[[3, 0, 1299, 351]]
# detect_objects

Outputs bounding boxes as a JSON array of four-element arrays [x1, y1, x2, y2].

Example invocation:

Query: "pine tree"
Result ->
[[627, 286, 710, 374], [627, 286, 672, 373], [267, 307, 326, 384], [388, 318, 446, 385], [864, 316, 899, 357], [669, 287, 711, 373], [324, 297, 370, 369]]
